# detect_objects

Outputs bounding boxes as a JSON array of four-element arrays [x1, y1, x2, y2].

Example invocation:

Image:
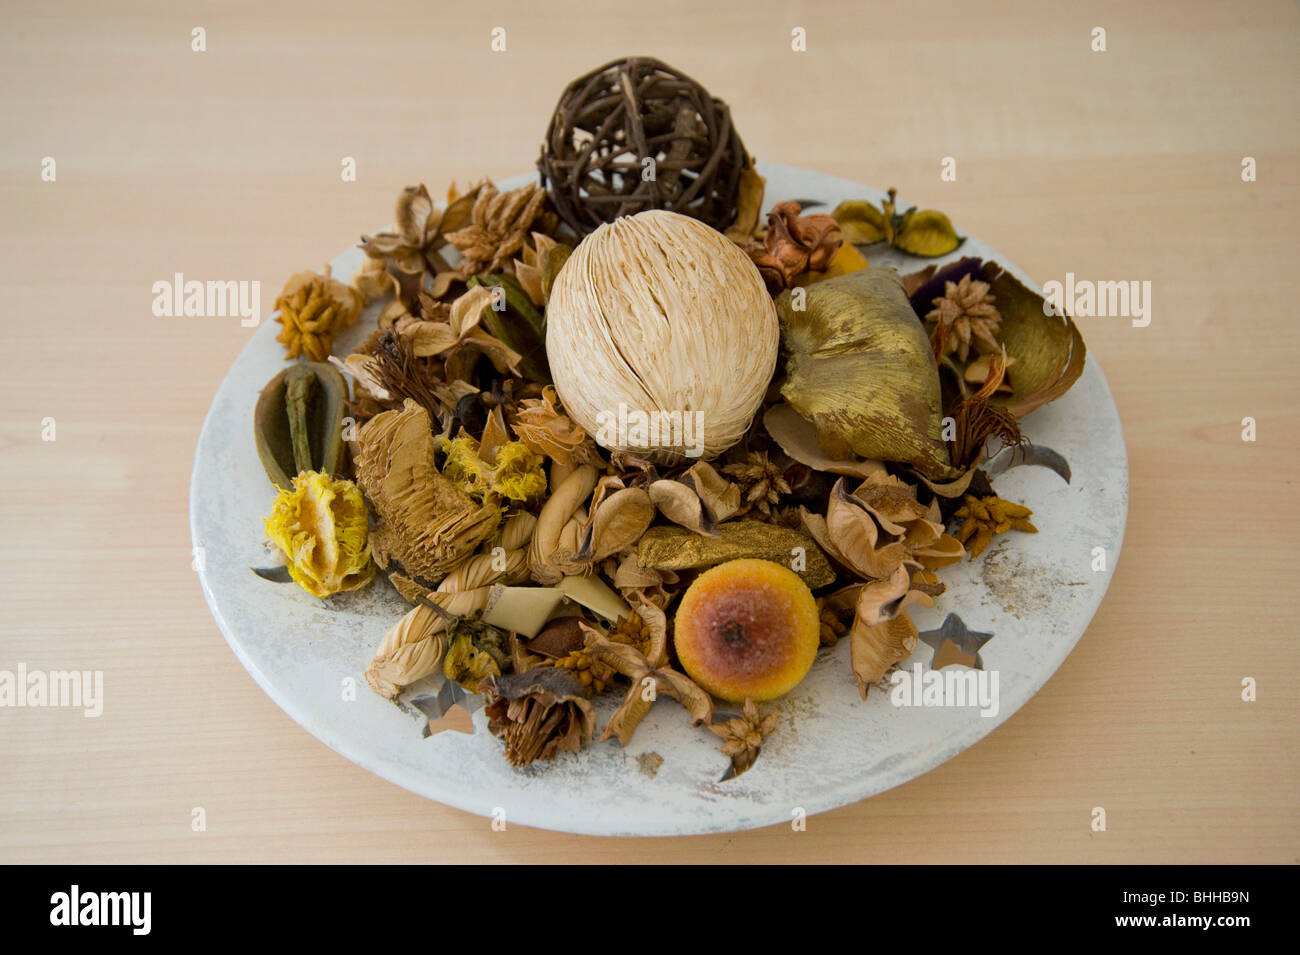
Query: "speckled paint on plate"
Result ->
[[190, 164, 1128, 836]]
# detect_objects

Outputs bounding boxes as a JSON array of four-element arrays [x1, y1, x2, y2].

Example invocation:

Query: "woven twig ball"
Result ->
[[538, 57, 749, 237]]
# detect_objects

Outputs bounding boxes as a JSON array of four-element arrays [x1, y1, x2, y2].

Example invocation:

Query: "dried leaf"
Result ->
[[894, 208, 962, 257], [850, 609, 918, 698], [831, 199, 888, 245]]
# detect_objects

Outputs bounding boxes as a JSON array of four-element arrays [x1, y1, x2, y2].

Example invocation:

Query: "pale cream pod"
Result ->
[[545, 210, 778, 463]]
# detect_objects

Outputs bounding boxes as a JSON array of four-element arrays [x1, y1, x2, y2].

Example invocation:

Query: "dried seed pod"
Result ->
[[254, 362, 348, 490]]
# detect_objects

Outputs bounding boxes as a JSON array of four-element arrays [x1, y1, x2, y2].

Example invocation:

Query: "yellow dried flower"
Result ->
[[273, 265, 364, 361], [440, 435, 547, 505], [264, 471, 374, 597], [555, 647, 615, 696], [953, 494, 1037, 558]]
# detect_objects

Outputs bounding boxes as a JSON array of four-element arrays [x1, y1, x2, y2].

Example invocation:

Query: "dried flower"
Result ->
[[362, 588, 492, 699], [510, 387, 600, 473], [273, 265, 364, 361], [351, 253, 397, 303], [442, 618, 509, 690], [513, 233, 571, 307], [608, 612, 652, 658], [647, 461, 740, 535], [709, 699, 778, 777], [481, 668, 597, 768], [264, 470, 374, 598], [926, 273, 1001, 362], [583, 601, 713, 746], [953, 494, 1036, 558], [445, 181, 548, 277], [440, 432, 547, 506], [801, 474, 964, 584], [360, 182, 483, 280], [722, 451, 791, 518], [832, 188, 962, 258], [743, 201, 842, 294], [850, 607, 919, 698]]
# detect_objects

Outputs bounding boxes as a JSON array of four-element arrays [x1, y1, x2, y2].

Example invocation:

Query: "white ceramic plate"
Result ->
[[191, 164, 1128, 836]]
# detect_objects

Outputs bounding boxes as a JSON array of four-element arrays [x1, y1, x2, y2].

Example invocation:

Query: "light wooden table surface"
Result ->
[[2, 0, 1297, 864]]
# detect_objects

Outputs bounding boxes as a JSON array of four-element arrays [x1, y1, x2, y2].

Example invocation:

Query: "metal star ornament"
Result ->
[[918, 614, 996, 670]]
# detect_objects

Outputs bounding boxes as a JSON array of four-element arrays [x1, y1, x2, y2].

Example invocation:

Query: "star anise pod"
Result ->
[[446, 182, 547, 278], [925, 273, 1001, 362], [722, 451, 791, 518], [708, 699, 779, 777]]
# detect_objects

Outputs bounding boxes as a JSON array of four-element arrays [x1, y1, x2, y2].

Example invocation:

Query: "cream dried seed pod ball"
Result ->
[[546, 209, 778, 463]]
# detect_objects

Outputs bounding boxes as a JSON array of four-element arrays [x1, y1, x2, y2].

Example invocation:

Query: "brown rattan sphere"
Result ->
[[538, 57, 749, 236]]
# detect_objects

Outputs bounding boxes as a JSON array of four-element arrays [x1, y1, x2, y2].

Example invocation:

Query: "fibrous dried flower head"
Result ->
[[481, 667, 597, 768], [445, 181, 548, 278], [352, 400, 501, 601], [273, 265, 364, 361], [926, 273, 1001, 362]]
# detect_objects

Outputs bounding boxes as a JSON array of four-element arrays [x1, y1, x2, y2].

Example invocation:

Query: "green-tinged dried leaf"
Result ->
[[467, 273, 550, 383], [637, 521, 835, 588], [254, 362, 347, 490], [894, 209, 962, 257], [776, 268, 958, 479], [983, 266, 1088, 418], [831, 199, 888, 245]]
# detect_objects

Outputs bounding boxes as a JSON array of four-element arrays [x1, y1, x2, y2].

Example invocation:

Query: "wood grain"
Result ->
[[1, 0, 1297, 863]]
